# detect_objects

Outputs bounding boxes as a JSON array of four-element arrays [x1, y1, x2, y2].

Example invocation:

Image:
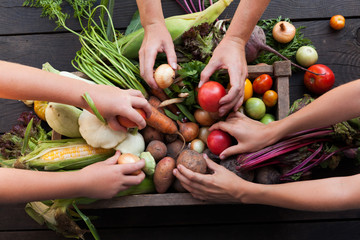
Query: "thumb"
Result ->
[[107, 116, 128, 132], [199, 63, 216, 88], [203, 154, 221, 171], [104, 151, 121, 165]]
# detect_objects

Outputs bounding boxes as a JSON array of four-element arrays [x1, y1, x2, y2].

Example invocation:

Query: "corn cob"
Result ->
[[15, 139, 115, 171], [118, 0, 233, 59]]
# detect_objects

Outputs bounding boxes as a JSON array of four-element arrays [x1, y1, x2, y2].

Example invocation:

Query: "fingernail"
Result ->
[[219, 154, 225, 160], [173, 169, 177, 175], [171, 63, 177, 69]]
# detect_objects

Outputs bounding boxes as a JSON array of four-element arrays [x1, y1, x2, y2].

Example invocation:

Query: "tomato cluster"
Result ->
[[242, 74, 278, 124]]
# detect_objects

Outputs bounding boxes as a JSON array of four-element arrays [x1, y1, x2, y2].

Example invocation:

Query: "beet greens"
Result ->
[[236, 95, 360, 182]]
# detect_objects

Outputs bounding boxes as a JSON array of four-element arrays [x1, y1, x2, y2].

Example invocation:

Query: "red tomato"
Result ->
[[207, 129, 232, 156], [252, 74, 273, 95], [198, 81, 226, 112], [117, 108, 146, 128], [304, 64, 335, 95], [330, 15, 345, 30]]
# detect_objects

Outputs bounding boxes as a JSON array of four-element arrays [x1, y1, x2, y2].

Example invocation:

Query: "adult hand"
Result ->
[[139, 22, 177, 89], [173, 154, 250, 203], [209, 112, 278, 159], [199, 37, 248, 117]]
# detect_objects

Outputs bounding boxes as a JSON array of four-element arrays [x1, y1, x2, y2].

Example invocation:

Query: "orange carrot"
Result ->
[[146, 106, 178, 135], [150, 88, 180, 114]]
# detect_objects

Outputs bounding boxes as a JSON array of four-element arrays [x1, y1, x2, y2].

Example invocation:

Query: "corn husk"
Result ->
[[118, 0, 233, 59], [15, 139, 115, 171]]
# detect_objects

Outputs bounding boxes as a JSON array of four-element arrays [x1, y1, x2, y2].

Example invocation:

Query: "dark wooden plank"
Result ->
[[0, 33, 81, 70], [2, 1, 359, 35], [91, 221, 360, 240], [0, 231, 66, 240], [2, 220, 360, 240], [289, 18, 360, 103], [0, 203, 48, 231]]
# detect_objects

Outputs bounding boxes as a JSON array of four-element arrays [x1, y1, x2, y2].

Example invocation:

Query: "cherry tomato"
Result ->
[[243, 78, 253, 102], [117, 108, 146, 128], [330, 15, 345, 30], [262, 90, 278, 107], [198, 81, 226, 112], [252, 74, 273, 95], [304, 64, 335, 95], [207, 129, 232, 156], [244, 97, 266, 120]]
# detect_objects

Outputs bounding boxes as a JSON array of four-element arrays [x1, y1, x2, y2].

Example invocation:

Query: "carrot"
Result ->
[[148, 96, 161, 108], [150, 88, 180, 114], [146, 106, 178, 135]]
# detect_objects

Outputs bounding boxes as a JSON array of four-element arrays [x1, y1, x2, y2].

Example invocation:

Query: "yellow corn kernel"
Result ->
[[40, 144, 110, 161]]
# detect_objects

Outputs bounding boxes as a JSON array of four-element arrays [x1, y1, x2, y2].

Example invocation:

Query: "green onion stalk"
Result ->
[[23, 1, 148, 98]]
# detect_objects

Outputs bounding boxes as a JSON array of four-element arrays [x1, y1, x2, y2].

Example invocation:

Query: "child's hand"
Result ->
[[87, 85, 152, 131], [78, 151, 146, 199]]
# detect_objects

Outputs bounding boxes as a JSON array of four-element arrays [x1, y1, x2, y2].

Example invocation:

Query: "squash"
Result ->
[[78, 110, 127, 149], [45, 102, 82, 138], [115, 131, 145, 156]]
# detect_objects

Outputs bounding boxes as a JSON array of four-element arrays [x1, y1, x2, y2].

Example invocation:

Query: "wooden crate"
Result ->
[[78, 60, 292, 209]]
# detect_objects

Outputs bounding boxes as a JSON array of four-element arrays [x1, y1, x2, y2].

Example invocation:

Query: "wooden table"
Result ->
[[1, 1, 360, 239]]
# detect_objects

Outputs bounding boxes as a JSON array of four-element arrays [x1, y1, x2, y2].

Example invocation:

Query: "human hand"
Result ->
[[199, 37, 248, 117], [173, 154, 247, 203], [87, 85, 152, 131], [209, 112, 278, 159], [78, 151, 146, 199], [139, 22, 177, 89]]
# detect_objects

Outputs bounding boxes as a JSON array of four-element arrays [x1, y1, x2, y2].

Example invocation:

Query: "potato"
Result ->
[[146, 140, 167, 162], [141, 126, 164, 144], [176, 149, 207, 174], [172, 179, 188, 193], [154, 157, 176, 193], [167, 139, 184, 159]]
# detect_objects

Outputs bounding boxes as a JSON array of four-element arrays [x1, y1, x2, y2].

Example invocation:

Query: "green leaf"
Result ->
[[72, 202, 100, 240], [125, 10, 142, 35]]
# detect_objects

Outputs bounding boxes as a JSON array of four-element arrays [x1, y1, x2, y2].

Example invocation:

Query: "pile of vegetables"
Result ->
[[1, 0, 345, 239]]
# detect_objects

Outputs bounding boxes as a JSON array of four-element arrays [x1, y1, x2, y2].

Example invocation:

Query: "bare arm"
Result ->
[[175, 155, 360, 211], [0, 60, 152, 130], [136, 0, 177, 88], [209, 79, 360, 158], [244, 174, 360, 211], [0, 152, 146, 204], [200, 0, 271, 116]]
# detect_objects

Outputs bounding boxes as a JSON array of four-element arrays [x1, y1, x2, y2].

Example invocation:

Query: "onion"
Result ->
[[198, 127, 210, 145], [194, 109, 216, 126], [190, 139, 206, 153], [154, 64, 175, 89], [272, 21, 296, 44], [177, 120, 199, 142], [117, 153, 142, 175]]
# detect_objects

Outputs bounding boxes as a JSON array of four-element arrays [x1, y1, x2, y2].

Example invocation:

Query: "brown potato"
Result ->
[[141, 126, 164, 144], [172, 178, 188, 193], [167, 139, 184, 159], [146, 140, 167, 162], [154, 157, 176, 193], [176, 149, 207, 174]]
